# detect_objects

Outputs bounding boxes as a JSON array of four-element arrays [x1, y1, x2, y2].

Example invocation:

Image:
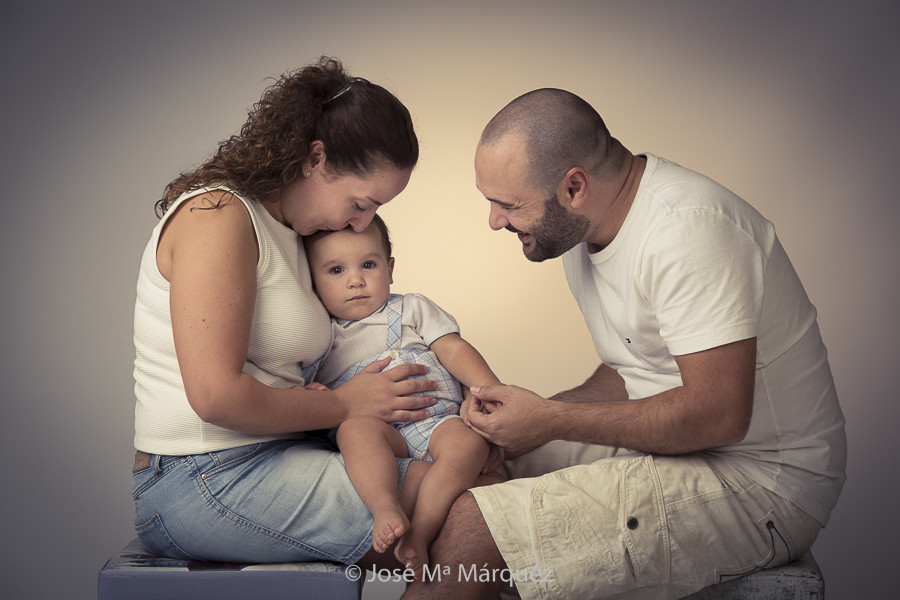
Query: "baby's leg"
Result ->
[[395, 418, 490, 575], [336, 416, 410, 553]]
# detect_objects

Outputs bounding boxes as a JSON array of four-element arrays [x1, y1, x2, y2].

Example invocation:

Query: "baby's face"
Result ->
[[307, 225, 393, 321]]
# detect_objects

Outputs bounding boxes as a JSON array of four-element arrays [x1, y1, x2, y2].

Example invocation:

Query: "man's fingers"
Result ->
[[470, 383, 510, 402], [465, 407, 492, 432]]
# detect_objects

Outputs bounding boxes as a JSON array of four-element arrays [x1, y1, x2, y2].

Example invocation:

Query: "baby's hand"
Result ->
[[296, 382, 328, 391], [481, 443, 506, 474]]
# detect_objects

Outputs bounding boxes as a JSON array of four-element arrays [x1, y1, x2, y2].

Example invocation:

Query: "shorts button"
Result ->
[[627, 516, 639, 530]]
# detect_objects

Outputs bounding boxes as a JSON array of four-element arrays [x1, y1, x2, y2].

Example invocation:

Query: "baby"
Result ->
[[305, 214, 500, 573]]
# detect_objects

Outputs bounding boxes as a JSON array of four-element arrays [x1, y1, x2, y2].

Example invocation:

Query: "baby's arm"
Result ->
[[430, 333, 505, 473], [429, 333, 500, 388]]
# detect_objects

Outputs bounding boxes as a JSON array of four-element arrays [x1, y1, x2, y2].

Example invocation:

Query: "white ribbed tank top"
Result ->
[[132, 188, 332, 455]]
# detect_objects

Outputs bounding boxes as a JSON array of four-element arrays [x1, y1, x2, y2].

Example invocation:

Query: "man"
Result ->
[[402, 89, 846, 599]]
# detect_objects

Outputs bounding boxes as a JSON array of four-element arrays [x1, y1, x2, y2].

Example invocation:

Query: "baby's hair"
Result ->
[[368, 213, 393, 258], [304, 213, 393, 258]]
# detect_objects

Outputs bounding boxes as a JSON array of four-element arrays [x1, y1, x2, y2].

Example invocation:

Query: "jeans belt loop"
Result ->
[[151, 453, 163, 475]]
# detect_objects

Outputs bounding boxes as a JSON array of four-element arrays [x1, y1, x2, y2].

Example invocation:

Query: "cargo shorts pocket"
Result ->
[[713, 508, 798, 583], [530, 454, 670, 598]]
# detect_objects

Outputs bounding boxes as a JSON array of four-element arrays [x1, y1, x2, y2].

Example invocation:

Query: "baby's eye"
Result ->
[[362, 261, 377, 269], [328, 266, 345, 275]]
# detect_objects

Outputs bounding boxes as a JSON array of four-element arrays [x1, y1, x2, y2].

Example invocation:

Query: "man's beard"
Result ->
[[507, 193, 590, 262]]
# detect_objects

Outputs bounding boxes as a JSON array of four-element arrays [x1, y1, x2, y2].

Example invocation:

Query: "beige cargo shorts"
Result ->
[[471, 442, 820, 600]]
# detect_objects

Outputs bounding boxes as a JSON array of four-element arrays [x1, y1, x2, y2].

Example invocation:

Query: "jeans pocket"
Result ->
[[135, 513, 201, 561]]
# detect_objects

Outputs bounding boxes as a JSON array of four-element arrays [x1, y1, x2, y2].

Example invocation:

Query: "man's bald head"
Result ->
[[479, 89, 627, 196]]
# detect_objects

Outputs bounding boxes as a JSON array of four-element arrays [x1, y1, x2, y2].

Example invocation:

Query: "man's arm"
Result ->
[[466, 337, 756, 456], [550, 362, 628, 404]]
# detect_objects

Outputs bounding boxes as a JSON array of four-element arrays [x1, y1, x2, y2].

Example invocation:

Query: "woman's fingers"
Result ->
[[360, 356, 393, 373], [382, 362, 429, 381]]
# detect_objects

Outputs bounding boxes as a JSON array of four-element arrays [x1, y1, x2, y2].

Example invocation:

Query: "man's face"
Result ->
[[475, 139, 589, 262], [527, 189, 592, 262]]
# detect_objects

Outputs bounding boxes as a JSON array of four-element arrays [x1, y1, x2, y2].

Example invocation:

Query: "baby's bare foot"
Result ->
[[371, 504, 409, 553], [395, 531, 429, 578]]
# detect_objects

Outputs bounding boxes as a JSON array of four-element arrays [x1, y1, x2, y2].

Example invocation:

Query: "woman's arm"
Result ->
[[159, 193, 435, 434]]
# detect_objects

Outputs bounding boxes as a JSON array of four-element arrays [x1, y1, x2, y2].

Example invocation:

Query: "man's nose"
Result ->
[[488, 203, 508, 231]]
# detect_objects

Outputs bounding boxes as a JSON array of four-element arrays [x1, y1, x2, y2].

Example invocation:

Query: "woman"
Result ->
[[132, 57, 436, 566]]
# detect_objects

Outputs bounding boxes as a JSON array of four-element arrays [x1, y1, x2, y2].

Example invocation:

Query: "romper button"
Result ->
[[627, 517, 639, 530]]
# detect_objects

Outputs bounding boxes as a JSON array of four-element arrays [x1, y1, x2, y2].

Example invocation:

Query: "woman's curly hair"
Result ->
[[155, 57, 418, 217]]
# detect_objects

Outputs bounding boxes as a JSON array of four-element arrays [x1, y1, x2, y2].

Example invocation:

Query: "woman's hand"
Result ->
[[334, 356, 438, 423]]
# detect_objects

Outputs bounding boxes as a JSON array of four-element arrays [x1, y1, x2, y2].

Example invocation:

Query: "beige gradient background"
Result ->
[[2, 1, 897, 598]]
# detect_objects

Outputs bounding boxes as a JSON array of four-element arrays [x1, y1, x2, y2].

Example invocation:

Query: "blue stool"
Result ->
[[98, 540, 823, 600], [97, 539, 363, 600], [682, 551, 824, 599]]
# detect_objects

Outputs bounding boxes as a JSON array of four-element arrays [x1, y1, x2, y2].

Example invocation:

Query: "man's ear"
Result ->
[[563, 167, 589, 210], [388, 256, 395, 284]]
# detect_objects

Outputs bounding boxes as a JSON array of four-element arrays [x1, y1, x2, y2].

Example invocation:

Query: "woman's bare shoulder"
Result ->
[[157, 190, 257, 280]]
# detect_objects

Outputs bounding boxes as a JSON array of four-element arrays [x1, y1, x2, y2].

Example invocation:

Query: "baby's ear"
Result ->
[[388, 256, 395, 283]]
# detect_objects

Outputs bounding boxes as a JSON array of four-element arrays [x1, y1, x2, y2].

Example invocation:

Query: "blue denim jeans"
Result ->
[[132, 438, 411, 564]]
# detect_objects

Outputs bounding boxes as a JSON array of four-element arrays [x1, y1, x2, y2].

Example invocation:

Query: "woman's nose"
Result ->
[[349, 213, 375, 233]]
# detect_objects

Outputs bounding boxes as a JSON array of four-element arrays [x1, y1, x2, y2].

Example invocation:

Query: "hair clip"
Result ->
[[322, 78, 366, 106], [323, 82, 353, 106]]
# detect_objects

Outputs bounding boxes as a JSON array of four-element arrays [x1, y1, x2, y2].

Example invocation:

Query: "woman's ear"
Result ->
[[304, 140, 327, 173]]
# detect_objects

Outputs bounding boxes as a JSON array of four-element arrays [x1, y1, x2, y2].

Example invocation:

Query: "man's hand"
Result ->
[[464, 384, 559, 456]]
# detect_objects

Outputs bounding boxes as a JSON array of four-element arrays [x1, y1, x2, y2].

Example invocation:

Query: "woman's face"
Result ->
[[274, 164, 412, 236]]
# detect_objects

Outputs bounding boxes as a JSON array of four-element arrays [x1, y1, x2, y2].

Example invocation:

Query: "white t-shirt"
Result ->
[[563, 154, 846, 525], [133, 188, 332, 455], [316, 293, 459, 387]]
